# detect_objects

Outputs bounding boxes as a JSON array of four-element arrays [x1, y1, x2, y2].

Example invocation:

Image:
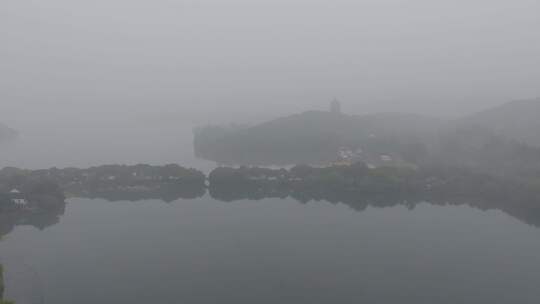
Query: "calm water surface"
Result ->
[[1, 196, 540, 304]]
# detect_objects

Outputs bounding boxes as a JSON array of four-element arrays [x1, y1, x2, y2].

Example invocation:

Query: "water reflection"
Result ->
[[69, 183, 540, 229], [66, 183, 206, 203], [2, 183, 539, 241], [209, 183, 540, 227], [1, 184, 540, 304], [0, 200, 66, 238]]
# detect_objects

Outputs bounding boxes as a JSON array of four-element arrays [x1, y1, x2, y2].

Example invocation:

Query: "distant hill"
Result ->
[[0, 123, 17, 143], [194, 98, 540, 176], [458, 99, 540, 146], [194, 110, 442, 166], [431, 125, 540, 179]]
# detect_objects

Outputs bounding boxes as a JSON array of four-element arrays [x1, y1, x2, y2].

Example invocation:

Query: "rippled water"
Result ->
[[2, 196, 540, 304]]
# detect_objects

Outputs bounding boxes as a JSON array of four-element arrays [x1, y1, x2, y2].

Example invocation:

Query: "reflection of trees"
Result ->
[[3, 171, 540, 241], [0, 199, 66, 239], [207, 164, 540, 227], [67, 182, 206, 203], [209, 181, 540, 227]]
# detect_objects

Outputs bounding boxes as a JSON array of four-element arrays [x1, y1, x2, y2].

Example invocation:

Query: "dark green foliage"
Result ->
[[0, 264, 14, 304]]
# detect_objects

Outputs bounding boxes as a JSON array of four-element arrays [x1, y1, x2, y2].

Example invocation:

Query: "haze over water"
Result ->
[[2, 197, 540, 304], [2, 0, 540, 303]]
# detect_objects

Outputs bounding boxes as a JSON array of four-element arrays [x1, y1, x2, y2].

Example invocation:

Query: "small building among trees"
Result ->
[[8, 189, 27, 206]]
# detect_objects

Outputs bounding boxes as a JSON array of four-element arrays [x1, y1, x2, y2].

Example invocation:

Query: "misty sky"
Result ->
[[2, 0, 540, 129]]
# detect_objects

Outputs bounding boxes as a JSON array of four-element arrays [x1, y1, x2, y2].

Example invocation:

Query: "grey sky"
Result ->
[[2, 0, 539, 128]]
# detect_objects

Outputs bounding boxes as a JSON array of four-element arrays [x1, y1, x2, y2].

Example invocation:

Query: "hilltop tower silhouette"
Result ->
[[330, 98, 341, 114]]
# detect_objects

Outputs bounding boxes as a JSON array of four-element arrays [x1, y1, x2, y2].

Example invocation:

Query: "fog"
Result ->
[[3, 4, 540, 303], [1, 0, 539, 168]]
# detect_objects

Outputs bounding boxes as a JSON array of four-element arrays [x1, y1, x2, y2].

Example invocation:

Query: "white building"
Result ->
[[9, 189, 28, 205], [380, 155, 393, 162]]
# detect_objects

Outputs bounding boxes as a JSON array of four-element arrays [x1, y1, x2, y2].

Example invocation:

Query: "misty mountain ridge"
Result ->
[[458, 98, 540, 146]]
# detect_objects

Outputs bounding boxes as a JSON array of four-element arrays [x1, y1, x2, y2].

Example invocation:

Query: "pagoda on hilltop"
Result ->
[[330, 98, 342, 114]]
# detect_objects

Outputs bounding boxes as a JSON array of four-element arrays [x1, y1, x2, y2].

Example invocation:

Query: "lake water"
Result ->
[[2, 196, 540, 304]]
